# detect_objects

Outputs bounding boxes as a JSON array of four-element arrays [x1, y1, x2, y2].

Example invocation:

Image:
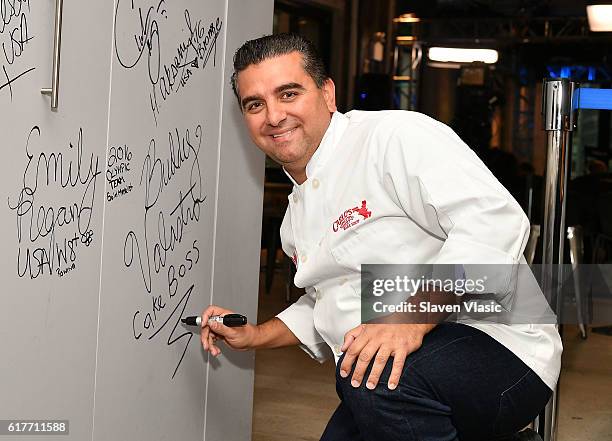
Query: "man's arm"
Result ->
[[250, 317, 301, 349], [200, 306, 303, 357]]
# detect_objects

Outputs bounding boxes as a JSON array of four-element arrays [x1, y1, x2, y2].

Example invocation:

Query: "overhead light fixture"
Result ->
[[587, 4, 612, 32], [428, 47, 498, 64], [393, 13, 420, 23]]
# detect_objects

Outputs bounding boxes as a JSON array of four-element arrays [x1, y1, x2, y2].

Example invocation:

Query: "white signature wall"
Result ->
[[0, 1, 270, 440]]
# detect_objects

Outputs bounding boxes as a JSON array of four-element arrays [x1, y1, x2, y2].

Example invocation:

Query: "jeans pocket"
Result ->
[[493, 370, 552, 438]]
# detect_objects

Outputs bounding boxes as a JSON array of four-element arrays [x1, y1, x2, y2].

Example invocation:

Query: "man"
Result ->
[[200, 34, 561, 441]]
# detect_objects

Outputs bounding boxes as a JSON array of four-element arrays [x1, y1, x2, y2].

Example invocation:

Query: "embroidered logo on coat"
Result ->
[[332, 200, 372, 232]]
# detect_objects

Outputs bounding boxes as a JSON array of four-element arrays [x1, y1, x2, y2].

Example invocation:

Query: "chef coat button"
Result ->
[[292, 194, 299, 203], [312, 178, 320, 189], [340, 278, 348, 286], [301, 254, 308, 263]]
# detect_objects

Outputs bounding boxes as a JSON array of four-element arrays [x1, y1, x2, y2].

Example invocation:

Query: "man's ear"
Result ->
[[322, 78, 337, 113]]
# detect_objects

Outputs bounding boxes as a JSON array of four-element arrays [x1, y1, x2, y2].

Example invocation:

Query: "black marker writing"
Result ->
[[114, 0, 166, 83], [7, 127, 101, 279], [123, 124, 205, 293], [125, 124, 207, 379], [0, 64, 33, 99], [113, 1, 222, 122], [0, 0, 29, 34], [106, 144, 134, 203], [132, 284, 195, 379], [0, 0, 33, 101]]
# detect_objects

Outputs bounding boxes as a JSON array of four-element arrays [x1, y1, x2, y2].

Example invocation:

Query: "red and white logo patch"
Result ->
[[332, 200, 372, 232]]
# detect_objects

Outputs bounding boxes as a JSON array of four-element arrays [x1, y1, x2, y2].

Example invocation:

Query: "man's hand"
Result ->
[[200, 305, 258, 356], [339, 323, 435, 390]]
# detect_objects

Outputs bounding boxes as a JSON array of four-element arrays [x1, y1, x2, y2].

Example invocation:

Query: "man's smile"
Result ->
[[269, 127, 297, 142]]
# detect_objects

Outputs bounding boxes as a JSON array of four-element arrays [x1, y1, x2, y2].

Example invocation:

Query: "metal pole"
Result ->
[[540, 78, 577, 441], [41, 0, 64, 110], [567, 226, 587, 339]]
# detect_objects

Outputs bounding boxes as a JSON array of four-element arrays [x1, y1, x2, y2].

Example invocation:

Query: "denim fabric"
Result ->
[[320, 323, 552, 441]]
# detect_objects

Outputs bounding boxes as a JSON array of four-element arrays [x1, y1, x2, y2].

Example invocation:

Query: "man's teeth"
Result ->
[[273, 129, 294, 138]]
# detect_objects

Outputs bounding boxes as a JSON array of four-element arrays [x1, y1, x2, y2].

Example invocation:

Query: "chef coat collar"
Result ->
[[283, 111, 348, 187]]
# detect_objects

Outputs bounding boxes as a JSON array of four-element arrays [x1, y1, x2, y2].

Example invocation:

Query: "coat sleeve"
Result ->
[[378, 112, 530, 297], [276, 288, 332, 363]]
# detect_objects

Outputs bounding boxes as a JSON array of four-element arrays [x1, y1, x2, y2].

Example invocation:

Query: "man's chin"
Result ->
[[270, 146, 302, 165], [275, 157, 299, 168]]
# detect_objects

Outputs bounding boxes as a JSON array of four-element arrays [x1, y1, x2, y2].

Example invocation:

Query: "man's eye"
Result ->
[[282, 91, 297, 99], [248, 102, 263, 111]]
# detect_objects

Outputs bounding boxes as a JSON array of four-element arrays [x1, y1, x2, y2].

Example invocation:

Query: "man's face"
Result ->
[[236, 52, 336, 177]]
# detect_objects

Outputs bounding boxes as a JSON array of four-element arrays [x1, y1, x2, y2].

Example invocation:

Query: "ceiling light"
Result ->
[[428, 47, 498, 64], [393, 13, 420, 23], [587, 5, 612, 32]]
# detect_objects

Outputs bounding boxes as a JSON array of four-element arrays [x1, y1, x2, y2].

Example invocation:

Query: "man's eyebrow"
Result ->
[[274, 82, 306, 94], [240, 83, 306, 109], [241, 94, 262, 109]]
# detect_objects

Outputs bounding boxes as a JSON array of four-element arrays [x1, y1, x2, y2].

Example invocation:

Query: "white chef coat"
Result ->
[[276, 110, 562, 390]]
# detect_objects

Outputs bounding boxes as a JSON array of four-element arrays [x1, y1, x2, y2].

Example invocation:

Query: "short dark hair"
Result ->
[[231, 33, 329, 106]]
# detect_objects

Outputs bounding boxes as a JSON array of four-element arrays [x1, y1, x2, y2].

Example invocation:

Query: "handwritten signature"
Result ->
[[7, 127, 101, 279], [113, 1, 223, 123], [123, 124, 206, 293], [132, 283, 196, 379], [1, 0, 34, 100]]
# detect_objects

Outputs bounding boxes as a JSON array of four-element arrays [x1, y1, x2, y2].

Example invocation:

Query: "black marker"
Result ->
[[181, 314, 247, 327]]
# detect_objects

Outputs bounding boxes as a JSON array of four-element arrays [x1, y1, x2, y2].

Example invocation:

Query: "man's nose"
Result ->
[[266, 102, 287, 126]]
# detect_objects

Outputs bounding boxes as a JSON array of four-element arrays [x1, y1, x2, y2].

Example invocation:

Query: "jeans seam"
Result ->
[[500, 370, 531, 397], [400, 414, 420, 441], [492, 369, 532, 435], [405, 335, 473, 369]]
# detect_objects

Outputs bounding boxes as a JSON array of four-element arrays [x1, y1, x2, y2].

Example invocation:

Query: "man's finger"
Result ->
[[210, 338, 222, 356], [339, 328, 369, 378], [341, 324, 365, 352], [200, 306, 216, 328], [201, 326, 209, 351], [208, 333, 215, 353], [209, 319, 230, 336], [365, 346, 391, 390], [387, 351, 408, 390], [200, 305, 232, 330], [350, 342, 380, 388]]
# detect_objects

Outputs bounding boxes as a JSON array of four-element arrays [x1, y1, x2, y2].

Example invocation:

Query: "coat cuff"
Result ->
[[276, 294, 332, 363]]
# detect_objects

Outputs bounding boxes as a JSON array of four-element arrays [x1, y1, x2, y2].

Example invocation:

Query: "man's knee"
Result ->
[[335, 354, 371, 405]]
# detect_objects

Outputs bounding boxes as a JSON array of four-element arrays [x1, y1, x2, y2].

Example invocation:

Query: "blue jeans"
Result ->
[[320, 323, 552, 441]]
